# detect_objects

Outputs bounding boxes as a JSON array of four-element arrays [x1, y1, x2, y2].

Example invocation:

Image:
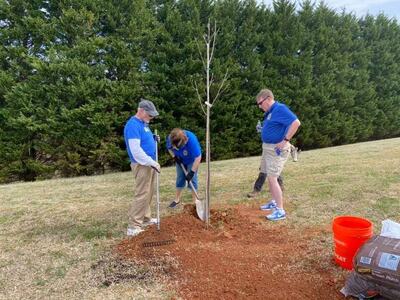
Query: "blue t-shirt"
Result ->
[[124, 116, 156, 163], [261, 101, 298, 144], [166, 130, 202, 165]]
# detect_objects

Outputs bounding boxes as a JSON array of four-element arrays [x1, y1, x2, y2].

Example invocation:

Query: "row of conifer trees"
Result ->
[[1, 0, 399, 182]]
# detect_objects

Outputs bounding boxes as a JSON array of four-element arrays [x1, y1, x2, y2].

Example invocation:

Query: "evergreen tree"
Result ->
[[1, 0, 400, 182], [361, 14, 400, 139]]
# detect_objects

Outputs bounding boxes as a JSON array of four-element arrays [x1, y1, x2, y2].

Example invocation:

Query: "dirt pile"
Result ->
[[116, 204, 346, 299]]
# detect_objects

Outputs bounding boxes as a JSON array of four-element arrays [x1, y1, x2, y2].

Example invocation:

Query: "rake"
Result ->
[[142, 239, 176, 248]]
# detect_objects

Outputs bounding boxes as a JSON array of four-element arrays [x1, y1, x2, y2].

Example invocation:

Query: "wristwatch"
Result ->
[[284, 137, 290, 142]]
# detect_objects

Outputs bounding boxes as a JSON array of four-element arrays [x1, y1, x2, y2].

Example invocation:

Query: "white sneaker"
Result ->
[[127, 227, 144, 236], [142, 218, 158, 227]]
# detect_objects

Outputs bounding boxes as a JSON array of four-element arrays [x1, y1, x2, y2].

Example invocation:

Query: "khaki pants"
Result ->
[[128, 163, 156, 229], [260, 143, 290, 176]]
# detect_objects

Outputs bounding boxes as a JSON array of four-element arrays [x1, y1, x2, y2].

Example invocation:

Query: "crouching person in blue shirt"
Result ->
[[166, 128, 202, 208]]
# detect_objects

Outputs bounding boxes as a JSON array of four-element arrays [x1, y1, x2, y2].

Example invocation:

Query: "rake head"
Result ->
[[142, 239, 175, 248]]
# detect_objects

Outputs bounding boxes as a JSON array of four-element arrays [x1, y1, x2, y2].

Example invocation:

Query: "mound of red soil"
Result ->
[[116, 204, 346, 299]]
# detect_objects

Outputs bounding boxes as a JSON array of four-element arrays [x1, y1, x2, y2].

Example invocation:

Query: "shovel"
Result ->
[[174, 159, 206, 222]]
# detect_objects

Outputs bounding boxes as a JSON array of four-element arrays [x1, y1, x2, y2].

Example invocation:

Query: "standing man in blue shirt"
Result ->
[[124, 99, 160, 236], [257, 89, 301, 221], [166, 128, 202, 208]]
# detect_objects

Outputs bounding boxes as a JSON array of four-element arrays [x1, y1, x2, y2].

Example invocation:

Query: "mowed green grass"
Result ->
[[1, 138, 399, 299]]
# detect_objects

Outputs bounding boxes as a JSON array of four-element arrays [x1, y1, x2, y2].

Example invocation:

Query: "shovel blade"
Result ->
[[195, 199, 206, 221]]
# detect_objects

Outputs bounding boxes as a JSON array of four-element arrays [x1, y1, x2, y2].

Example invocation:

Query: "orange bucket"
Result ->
[[332, 216, 373, 270]]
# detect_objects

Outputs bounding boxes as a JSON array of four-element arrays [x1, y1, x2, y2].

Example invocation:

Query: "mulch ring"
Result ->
[[115, 203, 348, 299]]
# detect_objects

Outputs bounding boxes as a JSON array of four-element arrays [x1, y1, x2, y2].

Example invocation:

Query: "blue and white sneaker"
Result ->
[[260, 200, 277, 211], [266, 208, 286, 221]]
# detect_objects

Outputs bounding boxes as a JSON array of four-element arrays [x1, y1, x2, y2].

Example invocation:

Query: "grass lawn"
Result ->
[[1, 138, 399, 299]]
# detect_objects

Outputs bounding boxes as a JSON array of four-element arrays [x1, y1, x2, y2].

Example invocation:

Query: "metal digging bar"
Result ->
[[155, 129, 160, 231], [142, 129, 175, 248]]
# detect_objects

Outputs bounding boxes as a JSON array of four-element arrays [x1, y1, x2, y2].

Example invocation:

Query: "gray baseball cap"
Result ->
[[138, 98, 159, 117]]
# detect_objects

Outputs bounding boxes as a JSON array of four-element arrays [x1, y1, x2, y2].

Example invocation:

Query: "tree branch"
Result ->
[[210, 22, 218, 62], [195, 38, 206, 70], [193, 80, 206, 116], [211, 70, 229, 105]]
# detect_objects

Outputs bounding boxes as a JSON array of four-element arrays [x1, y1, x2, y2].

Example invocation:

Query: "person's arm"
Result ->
[[128, 139, 160, 171], [185, 155, 201, 182], [276, 119, 301, 149], [284, 119, 301, 141], [191, 155, 202, 172], [188, 132, 202, 172]]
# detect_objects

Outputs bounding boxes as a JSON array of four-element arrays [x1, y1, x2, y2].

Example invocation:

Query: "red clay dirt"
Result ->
[[116, 204, 347, 299]]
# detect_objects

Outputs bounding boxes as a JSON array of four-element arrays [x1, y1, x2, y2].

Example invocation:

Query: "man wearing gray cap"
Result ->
[[124, 98, 161, 236]]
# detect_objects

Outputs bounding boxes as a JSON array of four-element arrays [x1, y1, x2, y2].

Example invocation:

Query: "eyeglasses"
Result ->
[[257, 96, 269, 106]]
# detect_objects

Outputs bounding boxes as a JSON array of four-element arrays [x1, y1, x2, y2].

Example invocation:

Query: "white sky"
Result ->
[[261, 0, 400, 20]]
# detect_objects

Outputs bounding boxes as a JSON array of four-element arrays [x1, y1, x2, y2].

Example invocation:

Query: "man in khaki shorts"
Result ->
[[256, 89, 301, 221]]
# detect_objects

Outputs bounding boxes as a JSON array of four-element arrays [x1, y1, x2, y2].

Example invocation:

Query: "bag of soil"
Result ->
[[341, 272, 400, 299], [351, 235, 400, 299]]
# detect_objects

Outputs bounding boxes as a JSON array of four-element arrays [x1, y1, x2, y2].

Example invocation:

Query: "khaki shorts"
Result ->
[[260, 143, 290, 177]]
